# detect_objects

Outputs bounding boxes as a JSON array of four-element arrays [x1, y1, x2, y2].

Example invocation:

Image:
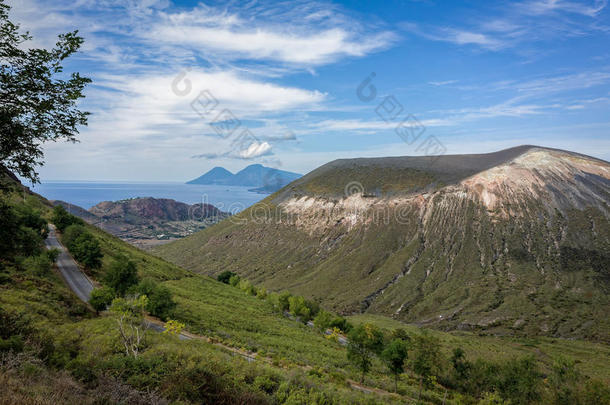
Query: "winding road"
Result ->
[[44, 224, 389, 395], [45, 224, 94, 302]]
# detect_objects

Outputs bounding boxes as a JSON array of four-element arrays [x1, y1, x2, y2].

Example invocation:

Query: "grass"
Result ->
[[348, 314, 610, 384], [2, 179, 609, 404]]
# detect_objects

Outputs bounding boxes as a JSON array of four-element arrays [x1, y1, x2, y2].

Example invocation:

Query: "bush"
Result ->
[[329, 316, 353, 333], [104, 255, 139, 296], [63, 225, 102, 269], [277, 291, 292, 313], [256, 287, 268, 299], [228, 274, 241, 287], [238, 279, 257, 296], [46, 248, 60, 263], [21, 253, 52, 276], [217, 271, 236, 284], [62, 224, 87, 247], [288, 295, 311, 322], [136, 278, 176, 320], [313, 310, 333, 331], [70, 233, 102, 269], [52, 205, 83, 232], [89, 286, 115, 313], [14, 204, 48, 239]]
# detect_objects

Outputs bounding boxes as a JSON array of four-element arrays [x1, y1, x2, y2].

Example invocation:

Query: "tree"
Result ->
[[51, 205, 82, 232], [0, 2, 91, 183], [451, 347, 471, 388], [313, 310, 333, 331], [347, 323, 384, 383], [109, 295, 148, 358], [288, 295, 311, 322], [411, 331, 442, 398], [89, 286, 115, 313], [277, 291, 292, 313], [216, 270, 236, 284], [382, 338, 409, 392], [104, 255, 139, 296], [497, 357, 540, 404], [69, 232, 102, 269], [136, 278, 176, 320]]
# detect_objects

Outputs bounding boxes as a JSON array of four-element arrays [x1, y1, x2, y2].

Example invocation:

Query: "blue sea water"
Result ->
[[30, 181, 266, 212]]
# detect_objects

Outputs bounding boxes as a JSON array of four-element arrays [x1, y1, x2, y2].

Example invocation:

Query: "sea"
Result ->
[[30, 181, 267, 213]]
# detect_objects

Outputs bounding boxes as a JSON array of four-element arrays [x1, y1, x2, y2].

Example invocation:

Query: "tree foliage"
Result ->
[[63, 225, 102, 269], [104, 255, 139, 296], [0, 201, 47, 258], [217, 270, 236, 284], [411, 331, 442, 393], [382, 338, 409, 392], [346, 323, 384, 383], [0, 2, 91, 183], [109, 295, 148, 358], [51, 205, 83, 232], [136, 278, 176, 320], [89, 286, 115, 313]]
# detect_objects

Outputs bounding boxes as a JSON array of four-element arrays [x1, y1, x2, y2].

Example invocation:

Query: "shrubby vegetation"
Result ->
[[134, 278, 176, 320]]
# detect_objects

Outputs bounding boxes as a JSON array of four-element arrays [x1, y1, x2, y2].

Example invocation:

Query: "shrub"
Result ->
[[256, 287, 268, 299], [329, 316, 353, 333], [52, 205, 83, 232], [70, 233, 102, 269], [104, 255, 139, 296], [496, 356, 540, 404], [21, 252, 52, 276], [136, 279, 176, 320], [313, 310, 333, 331], [62, 224, 87, 247], [238, 279, 256, 296], [63, 225, 102, 269], [277, 291, 292, 313], [228, 274, 241, 287], [46, 248, 60, 263], [89, 286, 115, 313], [288, 295, 311, 322], [217, 271, 236, 284]]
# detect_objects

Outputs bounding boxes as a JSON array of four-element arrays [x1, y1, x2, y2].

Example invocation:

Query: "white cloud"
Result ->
[[150, 19, 396, 65], [238, 141, 272, 159], [519, 0, 607, 17]]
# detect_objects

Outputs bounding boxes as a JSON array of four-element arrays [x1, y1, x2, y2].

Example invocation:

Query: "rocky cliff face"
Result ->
[[155, 146, 610, 341], [89, 197, 223, 224]]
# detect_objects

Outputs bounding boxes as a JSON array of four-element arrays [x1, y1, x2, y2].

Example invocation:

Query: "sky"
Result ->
[[7, 0, 610, 182]]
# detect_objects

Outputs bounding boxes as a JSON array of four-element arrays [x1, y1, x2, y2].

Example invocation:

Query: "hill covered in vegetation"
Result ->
[[155, 146, 610, 342], [3, 164, 610, 404]]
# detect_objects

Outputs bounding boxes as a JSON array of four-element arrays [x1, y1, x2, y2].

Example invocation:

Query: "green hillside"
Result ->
[[3, 165, 610, 404], [154, 147, 610, 343]]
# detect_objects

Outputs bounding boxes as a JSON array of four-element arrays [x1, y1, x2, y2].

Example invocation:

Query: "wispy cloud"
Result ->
[[401, 1, 607, 51], [518, 0, 607, 17]]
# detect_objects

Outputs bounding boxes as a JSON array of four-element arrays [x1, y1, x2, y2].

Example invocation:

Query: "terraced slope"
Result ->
[[155, 146, 610, 341]]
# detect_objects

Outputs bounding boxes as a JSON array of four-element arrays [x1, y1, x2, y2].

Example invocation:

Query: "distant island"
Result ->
[[187, 164, 301, 193]]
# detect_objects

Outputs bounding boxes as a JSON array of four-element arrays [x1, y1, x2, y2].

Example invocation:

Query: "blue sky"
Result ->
[[8, 0, 610, 181]]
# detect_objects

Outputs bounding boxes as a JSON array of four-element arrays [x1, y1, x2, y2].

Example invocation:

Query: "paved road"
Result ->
[[45, 224, 93, 302]]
